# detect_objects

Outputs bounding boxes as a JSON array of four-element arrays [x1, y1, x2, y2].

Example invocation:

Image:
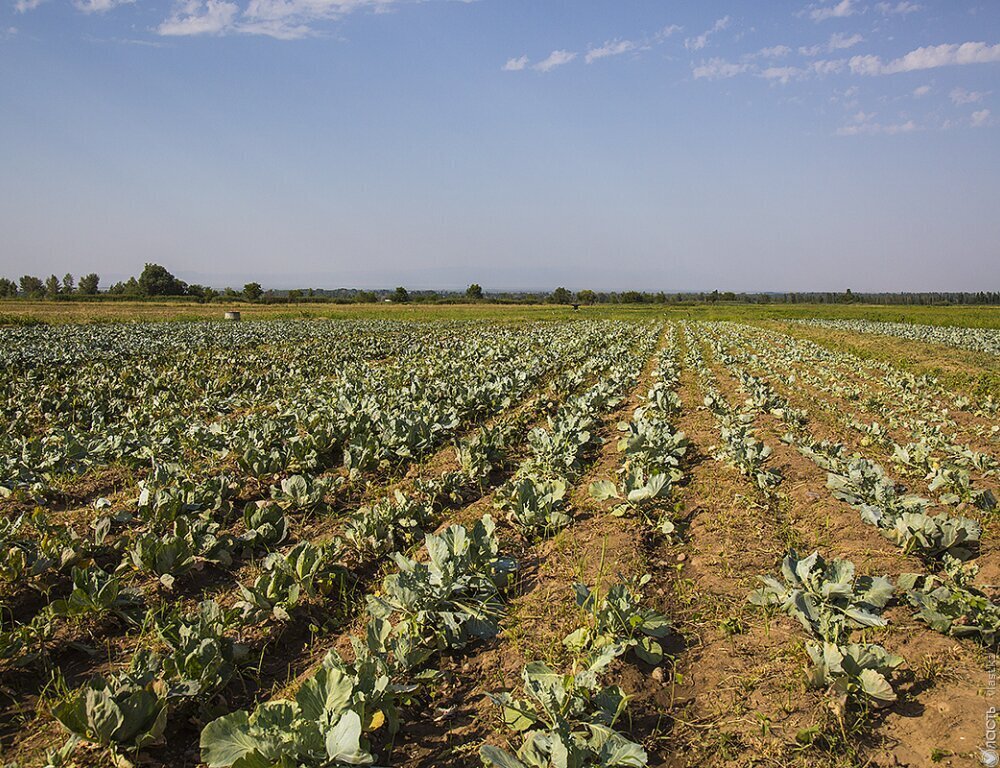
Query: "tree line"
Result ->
[[1, 265, 996, 306]]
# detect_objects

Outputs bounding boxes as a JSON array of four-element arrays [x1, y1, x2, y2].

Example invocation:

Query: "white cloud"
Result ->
[[73, 0, 134, 12], [685, 16, 730, 52], [950, 86, 986, 104], [850, 42, 1000, 75], [912, 84, 931, 97], [692, 57, 747, 80], [848, 54, 883, 75], [971, 108, 991, 127], [760, 66, 803, 85], [157, 0, 428, 38], [585, 39, 637, 64], [810, 58, 847, 74], [236, 19, 313, 39], [756, 45, 792, 58], [158, 0, 239, 35], [656, 24, 682, 42], [800, 32, 863, 56], [14, 0, 46, 12], [534, 49, 576, 72], [809, 0, 855, 22], [510, 21, 679, 71], [837, 116, 918, 135], [876, 1, 921, 15], [828, 32, 863, 51]]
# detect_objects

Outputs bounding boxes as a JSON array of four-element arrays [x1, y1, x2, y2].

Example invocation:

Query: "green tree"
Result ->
[[0, 278, 17, 297], [62, 273, 75, 294], [107, 278, 136, 295], [243, 282, 263, 301], [19, 276, 43, 297], [393, 286, 410, 303], [466, 283, 483, 300], [138, 263, 187, 296], [45, 275, 61, 298], [576, 289, 597, 305], [549, 287, 574, 304], [78, 273, 100, 295], [288, 289, 303, 302]]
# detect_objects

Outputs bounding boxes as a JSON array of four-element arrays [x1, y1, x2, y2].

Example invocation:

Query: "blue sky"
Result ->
[[1, 1, 998, 291]]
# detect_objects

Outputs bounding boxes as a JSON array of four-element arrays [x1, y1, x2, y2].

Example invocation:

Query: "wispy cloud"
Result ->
[[685, 16, 730, 52], [971, 108, 992, 127], [655, 24, 682, 42], [850, 42, 1000, 75], [534, 49, 576, 72], [73, 0, 133, 12], [837, 111, 917, 135], [503, 55, 529, 72], [828, 32, 863, 51], [808, 0, 855, 22], [876, 1, 921, 15], [950, 86, 987, 104], [585, 38, 637, 64], [157, 0, 440, 39], [756, 45, 792, 58], [506, 21, 681, 72], [810, 58, 847, 74], [800, 32, 863, 56], [14, 0, 47, 12], [692, 57, 747, 80], [912, 84, 931, 97], [158, 0, 239, 36], [760, 66, 802, 85]]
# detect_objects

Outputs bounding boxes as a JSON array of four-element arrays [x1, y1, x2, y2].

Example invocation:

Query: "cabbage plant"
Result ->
[[366, 515, 516, 666], [899, 556, 1000, 645], [52, 676, 169, 752], [749, 551, 893, 644], [805, 642, 903, 709], [498, 476, 571, 539], [481, 656, 646, 768], [564, 576, 671, 665], [200, 655, 379, 768]]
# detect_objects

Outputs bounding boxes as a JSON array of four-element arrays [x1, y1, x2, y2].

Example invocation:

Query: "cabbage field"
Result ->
[[0, 317, 997, 768]]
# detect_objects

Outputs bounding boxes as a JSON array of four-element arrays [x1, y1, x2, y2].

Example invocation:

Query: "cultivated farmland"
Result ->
[[0, 316, 997, 768]]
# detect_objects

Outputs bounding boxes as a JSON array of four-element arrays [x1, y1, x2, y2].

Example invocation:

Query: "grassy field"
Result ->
[[2, 298, 1000, 327], [1, 316, 997, 768], [4, 300, 996, 399]]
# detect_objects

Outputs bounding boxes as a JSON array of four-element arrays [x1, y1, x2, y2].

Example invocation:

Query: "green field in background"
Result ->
[[2, 299, 1000, 328]]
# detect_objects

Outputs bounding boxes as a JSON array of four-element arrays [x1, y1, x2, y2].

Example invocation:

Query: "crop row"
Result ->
[[693, 323, 1000, 651], [1, 321, 664, 766], [704, 322, 997, 510], [792, 317, 1000, 357]]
